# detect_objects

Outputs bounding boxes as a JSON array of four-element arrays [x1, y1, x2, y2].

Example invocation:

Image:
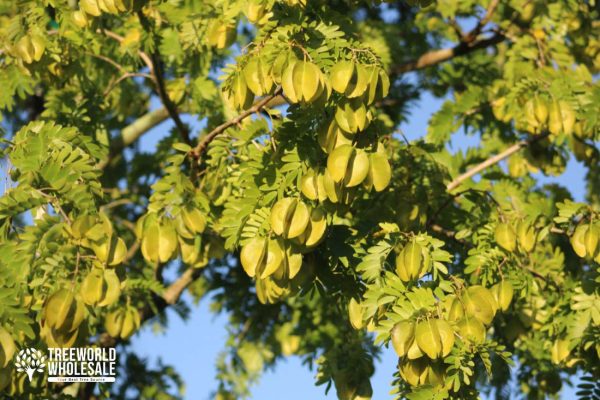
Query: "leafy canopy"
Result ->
[[0, 0, 599, 399]]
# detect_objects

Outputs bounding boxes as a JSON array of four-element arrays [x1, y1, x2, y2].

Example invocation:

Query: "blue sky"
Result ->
[[130, 89, 587, 399]]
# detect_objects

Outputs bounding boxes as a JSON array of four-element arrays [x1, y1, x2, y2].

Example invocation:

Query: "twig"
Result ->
[[99, 29, 155, 79], [446, 133, 549, 191], [190, 88, 283, 162]]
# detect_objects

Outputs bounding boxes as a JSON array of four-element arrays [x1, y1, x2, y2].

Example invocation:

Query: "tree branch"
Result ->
[[446, 133, 550, 191], [190, 88, 283, 161], [392, 33, 505, 74], [98, 108, 170, 169]]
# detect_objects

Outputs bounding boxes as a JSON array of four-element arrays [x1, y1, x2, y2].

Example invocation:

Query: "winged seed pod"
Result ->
[[44, 289, 86, 334], [300, 170, 327, 202], [456, 318, 486, 344], [364, 151, 391, 192], [399, 358, 429, 386], [395, 242, 430, 282], [348, 298, 364, 330], [246, 0, 267, 23], [240, 237, 284, 278], [298, 207, 327, 247], [584, 223, 599, 257], [281, 60, 326, 103], [365, 67, 390, 105], [141, 218, 178, 264], [533, 96, 548, 125], [180, 207, 207, 234], [243, 58, 274, 96], [270, 197, 310, 239], [415, 319, 454, 359], [327, 145, 370, 188], [206, 21, 237, 49], [551, 338, 570, 364], [0, 328, 16, 368], [495, 222, 516, 252], [42, 323, 80, 348], [91, 235, 127, 266], [570, 224, 588, 258], [80, 0, 102, 16], [335, 98, 369, 133], [491, 281, 514, 312], [444, 295, 465, 321], [391, 320, 415, 357], [462, 286, 497, 325], [318, 120, 353, 153], [517, 220, 537, 253], [330, 60, 355, 94], [105, 307, 140, 339], [80, 268, 121, 307]]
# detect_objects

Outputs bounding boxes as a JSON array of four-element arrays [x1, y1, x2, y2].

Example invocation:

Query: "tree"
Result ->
[[0, 0, 598, 398]]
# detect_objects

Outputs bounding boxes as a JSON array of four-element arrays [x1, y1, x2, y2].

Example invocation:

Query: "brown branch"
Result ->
[[446, 133, 550, 192], [190, 88, 283, 161], [465, 0, 500, 42], [392, 33, 505, 74], [149, 51, 192, 145]]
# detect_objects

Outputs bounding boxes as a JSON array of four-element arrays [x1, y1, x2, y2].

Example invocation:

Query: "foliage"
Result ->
[[0, 0, 599, 399]]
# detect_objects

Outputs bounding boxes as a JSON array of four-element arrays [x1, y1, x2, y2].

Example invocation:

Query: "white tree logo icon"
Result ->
[[15, 348, 46, 381]]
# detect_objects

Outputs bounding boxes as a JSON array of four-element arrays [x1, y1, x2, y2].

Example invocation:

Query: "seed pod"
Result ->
[[98, 0, 119, 14], [444, 295, 464, 322], [533, 96, 548, 125], [243, 58, 274, 96], [548, 100, 562, 136], [524, 99, 539, 132], [15, 36, 34, 64], [180, 207, 206, 234], [415, 319, 442, 359], [246, 0, 267, 23], [120, 308, 141, 339], [348, 298, 364, 330], [105, 309, 124, 337], [517, 220, 537, 253], [365, 67, 390, 105], [365, 151, 391, 192], [179, 235, 201, 265], [425, 362, 446, 387], [436, 319, 455, 357], [207, 21, 237, 49], [80, 268, 105, 306], [318, 120, 353, 153], [0, 328, 16, 368], [141, 219, 178, 263], [495, 222, 516, 252], [72, 10, 91, 28], [42, 323, 80, 348], [240, 237, 267, 278], [399, 358, 428, 386], [391, 320, 415, 357], [92, 235, 127, 266], [282, 60, 325, 103], [551, 338, 570, 364], [99, 269, 121, 307], [584, 223, 599, 257], [29, 34, 45, 61], [456, 318, 486, 344], [300, 170, 327, 202], [44, 289, 85, 334], [299, 207, 327, 247], [335, 98, 369, 133], [330, 60, 355, 94], [404, 242, 429, 280], [327, 145, 370, 187], [80, 0, 102, 16], [570, 224, 588, 258], [559, 101, 575, 136], [322, 169, 343, 203], [346, 63, 370, 98], [491, 281, 514, 312], [463, 286, 497, 325], [224, 74, 254, 110], [270, 198, 310, 239]]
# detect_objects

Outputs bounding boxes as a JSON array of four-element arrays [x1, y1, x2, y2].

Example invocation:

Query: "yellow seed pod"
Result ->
[[548, 100, 562, 136], [246, 0, 267, 23], [98, 0, 119, 14], [72, 10, 91, 28], [179, 236, 201, 265], [44, 289, 85, 334], [551, 338, 570, 364], [346, 63, 370, 98], [365, 67, 390, 105], [120, 308, 141, 339], [92, 235, 127, 266], [415, 319, 443, 359], [282, 60, 325, 103], [206, 21, 237, 49], [322, 169, 343, 203], [141, 219, 178, 264], [99, 269, 121, 307], [42, 324, 80, 348], [517, 220, 537, 253], [348, 298, 364, 330], [15, 36, 34, 64], [270, 197, 310, 239], [390, 320, 415, 357], [335, 98, 369, 133], [533, 95, 548, 125], [403, 242, 429, 280], [456, 318, 486, 344], [300, 207, 327, 247], [395, 248, 410, 282], [523, 99, 539, 132], [584, 223, 599, 257], [80, 268, 105, 306], [0, 328, 16, 368], [330, 60, 355, 94], [491, 281, 514, 312], [559, 100, 575, 136], [243, 58, 274, 96], [318, 120, 353, 153], [326, 145, 370, 188], [105, 309, 124, 337], [463, 286, 497, 325], [300, 169, 327, 202], [399, 358, 428, 386], [29, 34, 45, 61], [436, 319, 455, 357], [80, 0, 101, 16], [495, 222, 516, 252], [240, 237, 267, 278], [180, 207, 207, 234], [444, 295, 464, 322], [365, 151, 391, 192], [570, 224, 588, 258], [226, 74, 254, 110]]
